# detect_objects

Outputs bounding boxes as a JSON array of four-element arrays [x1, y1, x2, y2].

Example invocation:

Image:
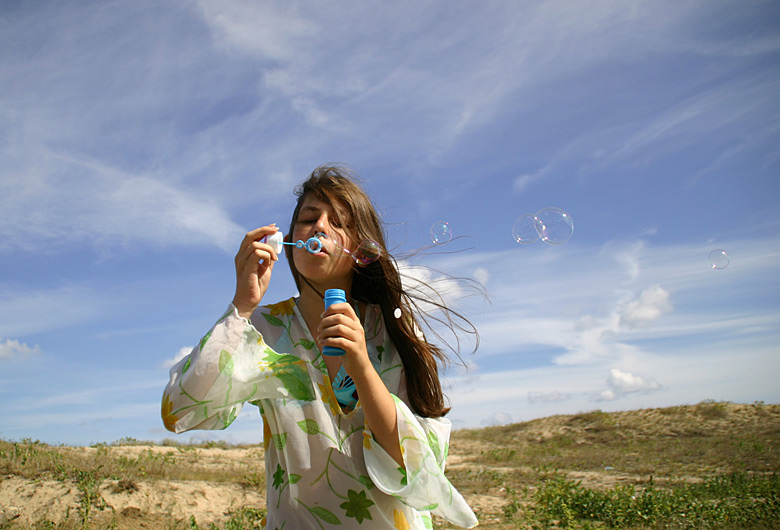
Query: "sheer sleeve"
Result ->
[[363, 382, 478, 528], [161, 304, 315, 434]]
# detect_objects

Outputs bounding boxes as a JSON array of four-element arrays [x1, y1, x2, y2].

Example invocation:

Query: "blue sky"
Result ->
[[1, 0, 778, 445]]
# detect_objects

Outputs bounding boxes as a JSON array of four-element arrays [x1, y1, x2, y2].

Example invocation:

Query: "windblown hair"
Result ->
[[286, 165, 478, 418]]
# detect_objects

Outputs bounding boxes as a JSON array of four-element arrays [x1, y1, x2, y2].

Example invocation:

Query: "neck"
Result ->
[[297, 279, 351, 321]]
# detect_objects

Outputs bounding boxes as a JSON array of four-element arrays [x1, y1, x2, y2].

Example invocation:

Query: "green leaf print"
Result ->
[[398, 466, 408, 486], [262, 349, 301, 365], [277, 371, 315, 402], [262, 313, 284, 327], [358, 475, 375, 490], [272, 464, 285, 489], [419, 503, 439, 511], [182, 357, 191, 374], [298, 338, 315, 350], [339, 489, 374, 524], [421, 514, 433, 528], [199, 330, 212, 351], [219, 350, 234, 375], [272, 432, 287, 450], [262, 349, 315, 401], [427, 430, 442, 463], [307, 506, 341, 525], [289, 474, 301, 485], [215, 307, 233, 324], [224, 407, 238, 427], [297, 419, 320, 435]]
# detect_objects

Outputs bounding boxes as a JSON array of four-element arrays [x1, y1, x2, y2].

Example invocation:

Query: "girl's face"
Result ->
[[291, 194, 356, 291]]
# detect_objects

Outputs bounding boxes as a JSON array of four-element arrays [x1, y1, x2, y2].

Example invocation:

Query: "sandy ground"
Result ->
[[0, 445, 267, 528], [0, 442, 508, 528], [4, 403, 774, 528]]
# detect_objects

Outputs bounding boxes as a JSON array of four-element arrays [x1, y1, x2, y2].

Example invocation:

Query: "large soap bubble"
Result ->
[[513, 208, 574, 245], [512, 213, 540, 244], [534, 207, 574, 245], [351, 238, 382, 265]]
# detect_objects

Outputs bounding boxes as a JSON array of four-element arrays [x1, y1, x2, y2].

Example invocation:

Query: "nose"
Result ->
[[313, 212, 330, 234]]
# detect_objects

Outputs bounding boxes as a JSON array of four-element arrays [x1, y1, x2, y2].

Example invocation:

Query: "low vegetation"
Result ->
[[1, 401, 777, 529]]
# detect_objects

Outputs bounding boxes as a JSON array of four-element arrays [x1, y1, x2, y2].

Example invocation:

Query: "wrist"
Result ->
[[232, 300, 257, 320], [347, 357, 379, 386]]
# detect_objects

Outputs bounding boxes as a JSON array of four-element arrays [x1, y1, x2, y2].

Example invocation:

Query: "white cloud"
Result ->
[[0, 339, 40, 359], [593, 389, 617, 402], [591, 368, 662, 402], [481, 411, 513, 427], [619, 284, 673, 328], [607, 367, 661, 393], [472, 267, 490, 285], [398, 261, 467, 312]]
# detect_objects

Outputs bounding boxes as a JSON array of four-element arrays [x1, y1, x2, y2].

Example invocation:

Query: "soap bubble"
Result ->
[[430, 221, 452, 244], [512, 213, 540, 244], [709, 249, 730, 270], [351, 239, 382, 266], [534, 207, 574, 245]]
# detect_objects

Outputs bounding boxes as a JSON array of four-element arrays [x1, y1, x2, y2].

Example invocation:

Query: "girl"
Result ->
[[162, 165, 479, 529]]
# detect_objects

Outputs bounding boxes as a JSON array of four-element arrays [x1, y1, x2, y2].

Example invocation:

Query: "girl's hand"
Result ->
[[317, 303, 371, 375], [232, 225, 279, 319]]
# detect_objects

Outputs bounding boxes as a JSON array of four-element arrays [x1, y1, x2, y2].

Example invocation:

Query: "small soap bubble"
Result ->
[[534, 207, 574, 245], [430, 221, 452, 244], [352, 239, 381, 266], [512, 213, 540, 244], [393, 307, 402, 319], [708, 249, 730, 270]]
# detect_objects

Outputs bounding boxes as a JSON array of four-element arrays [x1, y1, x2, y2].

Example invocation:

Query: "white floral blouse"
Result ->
[[162, 298, 478, 529]]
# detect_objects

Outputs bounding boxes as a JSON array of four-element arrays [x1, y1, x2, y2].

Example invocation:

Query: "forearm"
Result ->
[[352, 365, 404, 467]]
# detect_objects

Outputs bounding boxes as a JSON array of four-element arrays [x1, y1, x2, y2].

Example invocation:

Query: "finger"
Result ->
[[237, 225, 279, 256], [318, 311, 360, 334], [244, 224, 278, 241], [318, 321, 355, 340], [321, 302, 356, 320], [238, 241, 278, 267], [319, 336, 351, 353]]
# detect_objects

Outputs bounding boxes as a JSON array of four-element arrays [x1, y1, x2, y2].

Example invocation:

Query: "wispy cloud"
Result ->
[[0, 147, 246, 253], [0, 284, 100, 338]]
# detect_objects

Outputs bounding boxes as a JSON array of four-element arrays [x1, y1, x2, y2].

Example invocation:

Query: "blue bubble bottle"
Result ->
[[322, 289, 347, 356]]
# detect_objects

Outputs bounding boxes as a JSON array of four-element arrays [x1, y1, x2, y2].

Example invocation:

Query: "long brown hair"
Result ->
[[286, 165, 478, 418]]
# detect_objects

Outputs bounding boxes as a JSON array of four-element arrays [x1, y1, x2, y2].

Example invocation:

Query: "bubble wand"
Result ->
[[265, 231, 381, 266]]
